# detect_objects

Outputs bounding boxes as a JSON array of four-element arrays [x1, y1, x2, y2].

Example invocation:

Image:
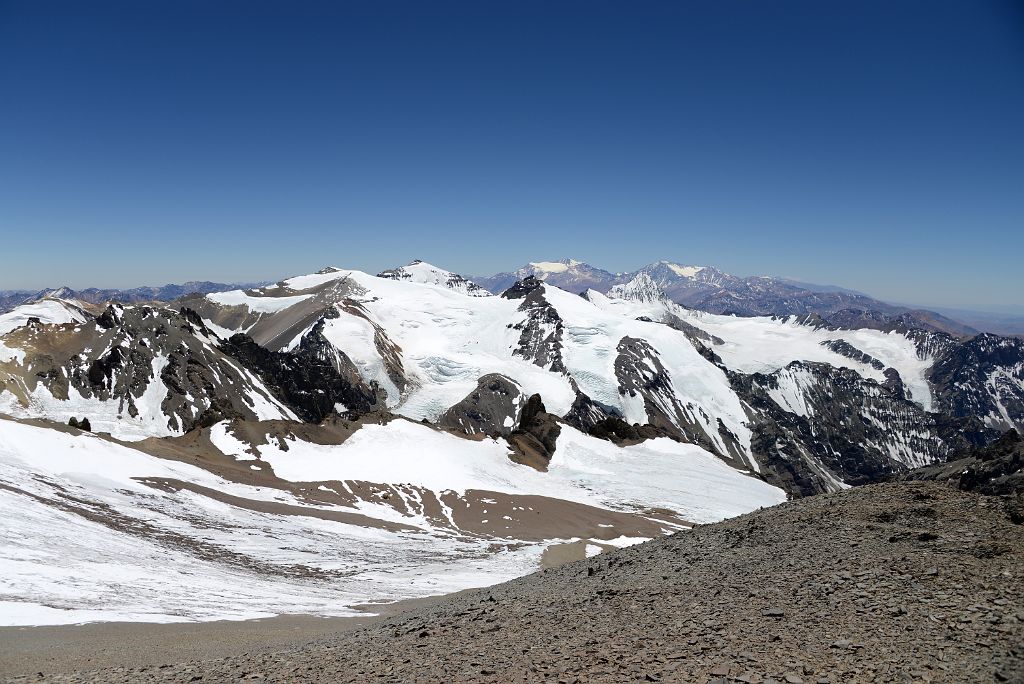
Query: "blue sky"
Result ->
[[1, 1, 1021, 309]]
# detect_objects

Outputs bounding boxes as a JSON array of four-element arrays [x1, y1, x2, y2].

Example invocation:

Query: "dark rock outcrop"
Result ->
[[220, 321, 385, 423], [930, 333, 1024, 433], [508, 394, 561, 470], [904, 429, 1024, 497], [437, 374, 524, 438], [503, 279, 566, 373]]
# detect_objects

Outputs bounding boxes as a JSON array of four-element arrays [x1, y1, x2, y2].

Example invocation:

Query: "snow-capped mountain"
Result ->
[[473, 258, 619, 295], [1, 260, 1020, 626], [605, 272, 669, 304], [0, 280, 271, 315], [4, 264, 1017, 482], [476, 259, 977, 337], [376, 260, 491, 296]]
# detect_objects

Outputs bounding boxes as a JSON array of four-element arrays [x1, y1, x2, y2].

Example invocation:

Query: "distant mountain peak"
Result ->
[[526, 258, 583, 273], [43, 286, 75, 300], [607, 272, 668, 303], [377, 261, 491, 297]]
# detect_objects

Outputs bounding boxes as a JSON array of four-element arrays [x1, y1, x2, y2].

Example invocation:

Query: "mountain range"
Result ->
[[0, 280, 270, 315], [0, 258, 1021, 626], [474, 258, 980, 337]]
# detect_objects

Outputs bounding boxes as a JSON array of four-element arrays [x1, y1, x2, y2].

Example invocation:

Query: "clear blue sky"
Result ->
[[1, 1, 1021, 309]]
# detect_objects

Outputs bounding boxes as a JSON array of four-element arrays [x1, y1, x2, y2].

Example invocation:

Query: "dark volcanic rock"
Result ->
[[499, 276, 544, 300], [503, 279, 567, 373], [584, 416, 667, 445], [820, 339, 886, 371]]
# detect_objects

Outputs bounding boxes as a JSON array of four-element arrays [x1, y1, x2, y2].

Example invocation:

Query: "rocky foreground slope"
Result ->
[[11, 481, 1021, 684]]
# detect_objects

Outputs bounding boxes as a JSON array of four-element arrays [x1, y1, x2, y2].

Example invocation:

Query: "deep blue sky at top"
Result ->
[[0, 1, 1021, 308]]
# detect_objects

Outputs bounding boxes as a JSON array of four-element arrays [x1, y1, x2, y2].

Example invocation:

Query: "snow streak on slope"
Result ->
[[213, 420, 785, 525], [206, 290, 313, 313], [589, 291, 934, 411], [0, 416, 783, 626], [0, 419, 545, 625]]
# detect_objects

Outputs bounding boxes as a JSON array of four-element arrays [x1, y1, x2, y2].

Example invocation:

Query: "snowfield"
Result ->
[[587, 289, 935, 411], [0, 417, 783, 626], [0, 419, 540, 625], [215, 419, 784, 523], [206, 290, 313, 313]]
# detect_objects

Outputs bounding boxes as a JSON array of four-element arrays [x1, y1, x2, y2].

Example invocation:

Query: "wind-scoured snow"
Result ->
[[206, 290, 313, 313], [0, 419, 547, 626], [225, 419, 784, 525], [0, 414, 781, 626], [0, 300, 90, 363]]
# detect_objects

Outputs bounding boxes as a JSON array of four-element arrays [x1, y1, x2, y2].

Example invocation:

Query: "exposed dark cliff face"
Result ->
[[821, 339, 886, 370], [613, 336, 722, 455], [562, 380, 623, 434], [502, 279, 567, 373], [508, 394, 562, 470], [904, 429, 1024, 498], [929, 334, 1024, 433], [219, 319, 385, 423], [732, 362, 997, 497], [1, 304, 305, 435], [437, 374, 524, 438]]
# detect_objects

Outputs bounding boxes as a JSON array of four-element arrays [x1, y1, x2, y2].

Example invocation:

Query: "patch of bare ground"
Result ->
[[4, 481, 1021, 683]]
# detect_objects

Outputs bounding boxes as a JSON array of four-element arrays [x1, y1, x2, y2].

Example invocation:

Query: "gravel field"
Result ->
[[4, 481, 1022, 683]]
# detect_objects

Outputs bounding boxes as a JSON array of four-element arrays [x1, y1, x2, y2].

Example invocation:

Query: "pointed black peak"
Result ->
[[501, 276, 545, 300]]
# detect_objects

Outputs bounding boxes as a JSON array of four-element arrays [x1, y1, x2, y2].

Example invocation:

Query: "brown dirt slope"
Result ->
[[4, 481, 1022, 683]]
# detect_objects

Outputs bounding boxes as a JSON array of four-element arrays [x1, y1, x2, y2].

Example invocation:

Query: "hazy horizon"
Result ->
[[1, 1, 1021, 309], [2, 254, 1023, 317]]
